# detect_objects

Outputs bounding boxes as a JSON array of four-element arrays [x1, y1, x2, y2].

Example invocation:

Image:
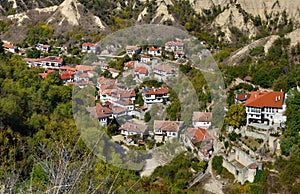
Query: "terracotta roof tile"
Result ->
[[245, 91, 285, 108]]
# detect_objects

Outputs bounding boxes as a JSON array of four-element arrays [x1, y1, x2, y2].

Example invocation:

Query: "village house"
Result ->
[[192, 112, 212, 128], [165, 41, 184, 52], [154, 120, 184, 139], [222, 148, 262, 185], [126, 45, 141, 57], [96, 76, 116, 90], [82, 42, 99, 54], [142, 87, 169, 104], [60, 72, 74, 84], [38, 69, 55, 79], [87, 103, 113, 126], [124, 61, 135, 70], [59, 65, 76, 74], [76, 65, 95, 73], [245, 91, 287, 125], [119, 121, 148, 138], [74, 72, 90, 82], [235, 93, 251, 104], [24, 56, 64, 69], [93, 61, 110, 71], [148, 47, 161, 57], [185, 127, 214, 160], [153, 63, 176, 79], [2, 42, 18, 53], [134, 66, 149, 80], [174, 50, 185, 59], [108, 68, 121, 78], [36, 43, 51, 52], [140, 55, 151, 63]]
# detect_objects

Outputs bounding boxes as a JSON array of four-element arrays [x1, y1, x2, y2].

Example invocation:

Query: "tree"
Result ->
[[225, 104, 246, 129], [212, 155, 223, 174], [144, 111, 151, 122]]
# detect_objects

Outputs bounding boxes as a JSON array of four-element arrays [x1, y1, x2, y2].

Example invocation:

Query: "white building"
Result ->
[[126, 46, 141, 57], [3, 43, 18, 53], [148, 47, 162, 57], [245, 91, 287, 126], [36, 44, 51, 52], [24, 56, 64, 69], [140, 55, 151, 63], [82, 42, 99, 54], [153, 63, 176, 78], [142, 87, 169, 104], [192, 112, 212, 128]]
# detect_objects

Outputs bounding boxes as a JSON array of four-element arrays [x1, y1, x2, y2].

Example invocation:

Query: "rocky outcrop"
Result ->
[[224, 35, 280, 65], [286, 28, 300, 46], [151, 0, 174, 24]]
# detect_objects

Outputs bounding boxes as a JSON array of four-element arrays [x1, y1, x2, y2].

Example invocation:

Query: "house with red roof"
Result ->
[[154, 120, 184, 138], [108, 68, 121, 78], [87, 103, 113, 126], [192, 112, 212, 128], [185, 127, 214, 160], [60, 72, 74, 83], [3, 42, 18, 53], [245, 91, 287, 125], [82, 42, 99, 54], [124, 61, 135, 70], [148, 47, 161, 57], [142, 87, 169, 104], [93, 61, 110, 71], [134, 66, 149, 80]]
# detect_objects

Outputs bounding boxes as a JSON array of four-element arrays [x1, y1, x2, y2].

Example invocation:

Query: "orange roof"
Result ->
[[187, 127, 212, 144], [60, 72, 73, 80], [245, 91, 285, 108], [143, 87, 169, 95], [235, 93, 251, 101], [119, 121, 148, 133], [149, 47, 159, 51], [141, 55, 151, 58], [39, 72, 48, 79], [124, 61, 135, 67], [3, 43, 17, 49], [82, 42, 97, 47], [134, 67, 148, 74]]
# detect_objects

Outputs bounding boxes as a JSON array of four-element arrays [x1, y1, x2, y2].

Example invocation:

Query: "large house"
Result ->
[[192, 112, 212, 128], [134, 66, 149, 80], [154, 120, 184, 138], [82, 42, 99, 54], [245, 91, 287, 125], [185, 127, 214, 160], [119, 121, 148, 137], [24, 56, 64, 69], [142, 87, 169, 104]]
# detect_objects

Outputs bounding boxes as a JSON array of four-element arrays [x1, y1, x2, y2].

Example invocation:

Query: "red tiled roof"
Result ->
[[126, 45, 140, 51], [154, 120, 184, 132], [192, 112, 212, 122], [149, 47, 159, 51], [134, 67, 148, 74], [60, 66, 76, 72], [141, 55, 151, 58], [39, 72, 48, 79], [93, 61, 110, 67], [245, 91, 285, 108], [88, 103, 113, 118], [124, 61, 135, 67], [3, 43, 17, 49], [60, 72, 73, 80], [143, 87, 169, 95], [187, 127, 212, 144], [82, 42, 97, 47]]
